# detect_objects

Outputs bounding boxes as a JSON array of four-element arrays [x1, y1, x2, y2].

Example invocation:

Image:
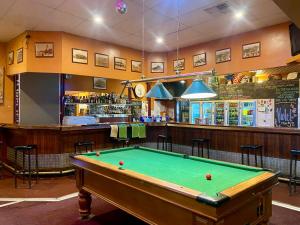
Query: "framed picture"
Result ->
[[35, 42, 54, 57], [17, 48, 23, 64], [114, 57, 127, 71], [95, 53, 109, 67], [193, 53, 206, 67], [151, 62, 164, 73], [93, 77, 107, 90], [216, 48, 231, 63], [173, 58, 185, 71], [242, 42, 261, 59], [0, 67, 4, 104], [131, 60, 142, 73], [8, 51, 14, 65], [72, 48, 88, 64]]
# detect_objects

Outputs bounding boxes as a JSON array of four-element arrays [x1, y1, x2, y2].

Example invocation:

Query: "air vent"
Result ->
[[204, 2, 231, 15]]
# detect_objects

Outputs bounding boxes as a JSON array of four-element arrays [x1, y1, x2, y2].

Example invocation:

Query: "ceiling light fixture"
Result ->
[[145, 81, 173, 99], [234, 11, 244, 19], [94, 16, 103, 24], [181, 79, 217, 99], [156, 37, 164, 44]]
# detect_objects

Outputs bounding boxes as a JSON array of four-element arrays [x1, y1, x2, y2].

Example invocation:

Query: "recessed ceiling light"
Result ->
[[234, 11, 244, 19], [94, 16, 103, 24], [156, 37, 164, 44]]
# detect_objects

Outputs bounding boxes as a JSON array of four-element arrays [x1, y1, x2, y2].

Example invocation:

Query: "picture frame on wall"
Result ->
[[95, 53, 109, 67], [35, 42, 54, 57], [72, 48, 88, 64], [114, 57, 127, 71], [193, 53, 206, 67], [0, 67, 4, 104], [131, 60, 142, 73], [8, 51, 14, 65], [242, 42, 261, 59], [216, 48, 231, 63], [17, 48, 23, 64], [93, 77, 107, 90], [173, 58, 185, 71], [151, 62, 164, 73]]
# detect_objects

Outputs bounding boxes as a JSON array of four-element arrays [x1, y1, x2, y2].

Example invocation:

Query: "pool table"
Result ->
[[71, 146, 278, 225]]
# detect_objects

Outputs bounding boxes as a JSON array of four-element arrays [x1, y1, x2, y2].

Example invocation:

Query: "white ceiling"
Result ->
[[0, 0, 289, 52]]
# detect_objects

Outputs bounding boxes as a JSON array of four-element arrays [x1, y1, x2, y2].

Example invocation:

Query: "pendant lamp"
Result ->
[[145, 81, 173, 99], [181, 79, 217, 99]]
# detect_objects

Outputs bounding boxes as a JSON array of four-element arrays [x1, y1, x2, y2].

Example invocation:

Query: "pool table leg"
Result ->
[[78, 189, 92, 219], [259, 219, 269, 225]]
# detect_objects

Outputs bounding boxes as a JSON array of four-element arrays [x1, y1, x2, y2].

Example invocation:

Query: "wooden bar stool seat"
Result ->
[[157, 134, 172, 151], [240, 145, 263, 167], [192, 138, 210, 158], [14, 145, 39, 189], [289, 150, 300, 194], [74, 141, 94, 154]]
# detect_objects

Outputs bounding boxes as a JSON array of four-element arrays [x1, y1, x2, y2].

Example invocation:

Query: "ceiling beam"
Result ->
[[273, 0, 300, 28]]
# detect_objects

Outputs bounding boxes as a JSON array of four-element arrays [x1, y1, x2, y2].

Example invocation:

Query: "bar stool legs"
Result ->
[[191, 139, 210, 158], [289, 150, 300, 194], [240, 145, 263, 168], [14, 145, 39, 189]]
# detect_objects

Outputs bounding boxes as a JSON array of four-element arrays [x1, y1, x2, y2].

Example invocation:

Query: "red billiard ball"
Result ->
[[206, 174, 212, 180], [96, 151, 100, 156], [119, 161, 124, 166]]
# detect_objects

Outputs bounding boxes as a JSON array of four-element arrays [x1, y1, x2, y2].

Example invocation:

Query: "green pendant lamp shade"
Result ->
[[181, 79, 217, 99], [146, 81, 173, 99]]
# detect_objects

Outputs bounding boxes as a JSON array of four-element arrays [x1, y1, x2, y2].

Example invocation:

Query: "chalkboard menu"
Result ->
[[212, 80, 299, 128]]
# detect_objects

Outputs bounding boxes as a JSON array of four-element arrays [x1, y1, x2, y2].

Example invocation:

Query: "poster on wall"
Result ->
[[256, 99, 274, 127], [0, 67, 4, 104]]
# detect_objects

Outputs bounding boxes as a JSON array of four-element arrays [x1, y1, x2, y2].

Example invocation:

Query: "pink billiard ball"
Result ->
[[119, 161, 124, 166]]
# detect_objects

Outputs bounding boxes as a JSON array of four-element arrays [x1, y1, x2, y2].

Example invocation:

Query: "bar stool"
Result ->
[[157, 134, 172, 151], [74, 141, 94, 154], [289, 150, 300, 194], [240, 145, 263, 167], [14, 145, 39, 189], [192, 138, 210, 158]]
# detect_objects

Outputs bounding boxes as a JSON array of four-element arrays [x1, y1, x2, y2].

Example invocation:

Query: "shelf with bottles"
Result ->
[[63, 91, 130, 105]]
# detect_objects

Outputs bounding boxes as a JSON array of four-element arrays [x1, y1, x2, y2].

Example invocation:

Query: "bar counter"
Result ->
[[0, 122, 299, 174]]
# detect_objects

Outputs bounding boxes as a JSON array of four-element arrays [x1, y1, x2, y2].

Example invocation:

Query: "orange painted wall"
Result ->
[[166, 23, 292, 75], [26, 31, 62, 74], [64, 75, 124, 94], [61, 33, 142, 80], [0, 43, 14, 123], [6, 32, 27, 75]]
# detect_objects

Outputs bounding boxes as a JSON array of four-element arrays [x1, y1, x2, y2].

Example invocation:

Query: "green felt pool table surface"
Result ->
[[81, 146, 266, 198]]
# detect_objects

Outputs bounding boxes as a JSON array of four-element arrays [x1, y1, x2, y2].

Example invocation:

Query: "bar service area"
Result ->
[[0, 1, 300, 225]]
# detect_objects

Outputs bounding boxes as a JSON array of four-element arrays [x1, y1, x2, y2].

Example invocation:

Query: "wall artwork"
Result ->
[[131, 60, 142, 73], [193, 53, 206, 67], [95, 53, 109, 67], [17, 48, 23, 64], [93, 77, 107, 90], [8, 51, 14, 65], [216, 48, 231, 63], [35, 42, 54, 57], [114, 57, 127, 71], [0, 67, 4, 104], [173, 58, 185, 71], [72, 48, 88, 64], [151, 62, 164, 73], [242, 42, 261, 59]]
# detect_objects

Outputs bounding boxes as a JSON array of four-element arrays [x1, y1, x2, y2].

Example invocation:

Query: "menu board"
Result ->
[[274, 82, 299, 127]]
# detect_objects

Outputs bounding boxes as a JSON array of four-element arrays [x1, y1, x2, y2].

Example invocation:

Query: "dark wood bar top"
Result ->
[[1, 122, 300, 135]]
